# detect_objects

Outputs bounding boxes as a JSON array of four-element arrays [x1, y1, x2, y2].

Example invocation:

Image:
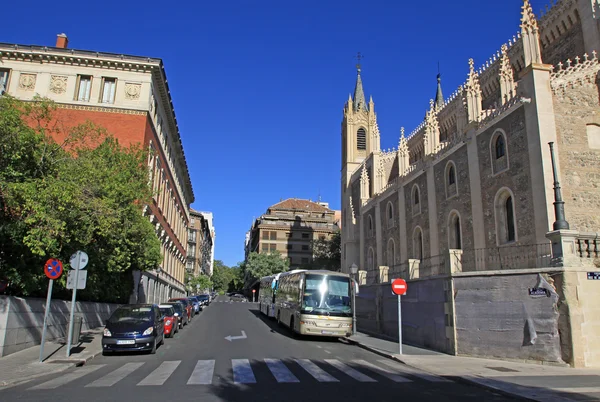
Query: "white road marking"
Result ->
[[187, 360, 215, 385], [137, 361, 181, 386], [377, 359, 452, 383], [295, 359, 339, 382], [86, 363, 144, 387], [232, 359, 256, 384], [325, 359, 377, 382], [353, 360, 412, 383], [30, 365, 105, 390], [265, 359, 300, 383]]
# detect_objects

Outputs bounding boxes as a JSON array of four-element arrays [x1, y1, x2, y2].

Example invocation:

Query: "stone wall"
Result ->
[[379, 191, 401, 267], [453, 272, 563, 363], [355, 277, 451, 353], [403, 172, 429, 259], [553, 80, 600, 232], [433, 145, 474, 252], [477, 107, 537, 247], [0, 296, 119, 357], [541, 20, 586, 67]]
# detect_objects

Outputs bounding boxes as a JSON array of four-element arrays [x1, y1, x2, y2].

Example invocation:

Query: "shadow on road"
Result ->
[[248, 309, 340, 344]]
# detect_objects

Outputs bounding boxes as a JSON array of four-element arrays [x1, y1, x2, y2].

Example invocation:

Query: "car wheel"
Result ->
[[150, 339, 157, 354], [277, 311, 282, 326], [159, 334, 165, 346], [102, 350, 111, 356]]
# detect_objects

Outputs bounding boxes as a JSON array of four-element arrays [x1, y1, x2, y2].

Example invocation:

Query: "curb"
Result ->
[[0, 349, 103, 390], [343, 336, 538, 402]]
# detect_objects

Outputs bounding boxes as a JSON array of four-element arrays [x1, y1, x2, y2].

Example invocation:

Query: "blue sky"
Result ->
[[1, 0, 549, 267]]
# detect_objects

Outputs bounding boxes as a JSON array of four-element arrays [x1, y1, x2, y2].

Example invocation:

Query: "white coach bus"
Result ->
[[274, 270, 355, 338]]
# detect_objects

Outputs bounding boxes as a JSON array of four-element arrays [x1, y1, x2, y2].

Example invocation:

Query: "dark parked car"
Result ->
[[168, 298, 193, 322], [165, 302, 187, 328], [229, 293, 247, 302], [102, 304, 165, 355], [197, 294, 210, 306]]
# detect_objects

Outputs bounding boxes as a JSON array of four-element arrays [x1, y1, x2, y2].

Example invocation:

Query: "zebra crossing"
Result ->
[[27, 358, 451, 390]]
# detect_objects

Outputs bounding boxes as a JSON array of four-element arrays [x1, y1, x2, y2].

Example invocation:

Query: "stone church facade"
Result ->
[[341, 0, 600, 367]]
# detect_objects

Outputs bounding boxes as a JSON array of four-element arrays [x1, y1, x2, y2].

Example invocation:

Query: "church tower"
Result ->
[[341, 55, 380, 273]]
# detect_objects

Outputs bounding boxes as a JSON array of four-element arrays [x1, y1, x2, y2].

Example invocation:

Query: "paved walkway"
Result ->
[[346, 332, 600, 402], [0, 327, 104, 388]]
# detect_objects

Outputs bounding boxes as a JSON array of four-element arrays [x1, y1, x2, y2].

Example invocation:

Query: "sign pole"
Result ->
[[398, 294, 402, 355], [66, 251, 81, 357], [39, 279, 54, 363]]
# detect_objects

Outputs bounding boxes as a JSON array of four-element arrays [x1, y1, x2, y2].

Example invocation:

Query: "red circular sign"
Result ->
[[391, 278, 408, 296], [252, 289, 256, 293], [44, 259, 63, 280]]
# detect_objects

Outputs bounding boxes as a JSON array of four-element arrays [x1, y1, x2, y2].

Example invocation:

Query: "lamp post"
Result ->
[[350, 263, 359, 336], [548, 142, 570, 230]]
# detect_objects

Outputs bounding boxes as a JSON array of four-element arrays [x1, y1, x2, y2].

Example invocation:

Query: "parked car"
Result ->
[[168, 298, 193, 322], [188, 296, 201, 315], [229, 293, 247, 302], [102, 304, 165, 355], [197, 294, 210, 306], [158, 304, 178, 338], [165, 302, 187, 328]]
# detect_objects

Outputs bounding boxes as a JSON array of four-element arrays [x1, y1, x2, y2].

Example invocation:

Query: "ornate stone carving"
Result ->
[[124, 83, 141, 100], [18, 73, 36, 91], [49, 75, 68, 94]]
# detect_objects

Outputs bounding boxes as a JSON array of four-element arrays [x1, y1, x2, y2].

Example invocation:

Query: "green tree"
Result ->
[[310, 231, 341, 271], [187, 274, 212, 294], [239, 251, 289, 289], [212, 260, 234, 293], [0, 96, 162, 302]]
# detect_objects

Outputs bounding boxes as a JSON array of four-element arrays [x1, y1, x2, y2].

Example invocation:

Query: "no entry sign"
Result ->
[[44, 259, 64, 280], [391, 278, 407, 296]]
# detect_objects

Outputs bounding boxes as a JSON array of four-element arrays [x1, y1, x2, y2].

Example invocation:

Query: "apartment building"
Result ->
[[0, 34, 194, 303], [187, 209, 215, 277]]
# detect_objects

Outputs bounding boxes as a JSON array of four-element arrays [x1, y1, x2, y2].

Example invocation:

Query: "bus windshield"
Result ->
[[302, 274, 352, 317]]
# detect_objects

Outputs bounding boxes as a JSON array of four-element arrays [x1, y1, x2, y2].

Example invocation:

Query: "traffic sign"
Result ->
[[44, 259, 64, 280], [252, 289, 256, 293], [66, 270, 87, 289], [391, 278, 407, 296], [70, 251, 89, 270]]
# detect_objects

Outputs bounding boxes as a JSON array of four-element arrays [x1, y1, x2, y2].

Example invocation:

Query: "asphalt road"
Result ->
[[0, 295, 516, 401]]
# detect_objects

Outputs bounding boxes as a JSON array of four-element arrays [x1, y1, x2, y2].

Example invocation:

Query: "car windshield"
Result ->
[[159, 307, 173, 316], [168, 304, 183, 314], [109, 306, 153, 323], [198, 295, 209, 301], [302, 275, 352, 317]]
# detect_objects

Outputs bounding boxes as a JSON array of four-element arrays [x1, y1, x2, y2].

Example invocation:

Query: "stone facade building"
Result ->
[[187, 209, 215, 278], [0, 34, 194, 303], [342, 0, 600, 367], [245, 199, 340, 268]]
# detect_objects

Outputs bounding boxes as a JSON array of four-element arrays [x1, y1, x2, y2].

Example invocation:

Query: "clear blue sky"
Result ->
[[1, 0, 547, 267]]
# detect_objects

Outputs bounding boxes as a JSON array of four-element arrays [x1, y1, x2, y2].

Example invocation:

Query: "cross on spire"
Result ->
[[356, 52, 363, 73]]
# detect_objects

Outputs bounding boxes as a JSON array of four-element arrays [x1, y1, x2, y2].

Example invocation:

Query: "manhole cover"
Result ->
[[486, 366, 520, 373]]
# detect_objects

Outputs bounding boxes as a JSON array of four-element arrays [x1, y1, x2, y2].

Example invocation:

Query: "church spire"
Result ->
[[353, 52, 368, 112], [435, 72, 444, 109]]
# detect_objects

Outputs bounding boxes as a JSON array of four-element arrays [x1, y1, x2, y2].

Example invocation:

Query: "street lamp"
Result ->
[[350, 263, 359, 336]]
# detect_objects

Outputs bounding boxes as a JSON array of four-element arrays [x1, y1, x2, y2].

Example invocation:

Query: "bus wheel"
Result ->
[[277, 311, 282, 326]]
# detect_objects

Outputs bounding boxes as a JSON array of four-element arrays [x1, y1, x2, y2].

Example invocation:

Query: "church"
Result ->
[[341, 0, 600, 367]]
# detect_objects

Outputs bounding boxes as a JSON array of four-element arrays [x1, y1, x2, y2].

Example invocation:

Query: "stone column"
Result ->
[[546, 230, 581, 266], [408, 259, 420, 279], [378, 266, 389, 284], [426, 166, 439, 257], [398, 186, 408, 264], [375, 201, 383, 267], [447, 249, 463, 273], [358, 270, 367, 285], [466, 127, 486, 267]]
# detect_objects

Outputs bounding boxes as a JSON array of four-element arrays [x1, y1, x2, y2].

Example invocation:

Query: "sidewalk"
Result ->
[[0, 327, 104, 389], [345, 332, 600, 402]]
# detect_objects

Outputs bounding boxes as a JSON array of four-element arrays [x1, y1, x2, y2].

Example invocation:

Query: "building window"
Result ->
[[286, 244, 293, 250], [319, 235, 326, 241], [262, 243, 270, 252], [302, 245, 309, 251], [0, 69, 10, 94], [75, 75, 92, 101], [491, 130, 509, 175], [411, 185, 421, 216], [285, 232, 291, 238], [387, 238, 395, 267], [100, 77, 117, 104], [448, 211, 462, 249], [357, 128, 367, 150], [387, 202, 394, 229], [367, 247, 375, 271], [413, 227, 423, 259], [270, 244, 277, 252], [302, 233, 309, 239], [301, 257, 309, 264], [368, 215, 374, 238], [262, 231, 270, 240], [494, 188, 517, 245], [445, 161, 458, 199], [270, 231, 277, 240]]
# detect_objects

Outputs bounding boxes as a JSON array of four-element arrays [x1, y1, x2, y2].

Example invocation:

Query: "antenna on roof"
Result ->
[[318, 189, 322, 203]]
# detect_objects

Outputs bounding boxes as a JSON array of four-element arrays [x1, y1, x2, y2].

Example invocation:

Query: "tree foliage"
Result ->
[[310, 231, 341, 271], [0, 96, 162, 302], [239, 251, 289, 289], [187, 274, 212, 294]]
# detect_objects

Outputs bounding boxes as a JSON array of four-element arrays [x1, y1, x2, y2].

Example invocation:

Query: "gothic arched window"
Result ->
[[357, 128, 366, 151], [495, 136, 505, 159], [448, 165, 456, 185], [387, 202, 394, 229], [494, 188, 517, 245]]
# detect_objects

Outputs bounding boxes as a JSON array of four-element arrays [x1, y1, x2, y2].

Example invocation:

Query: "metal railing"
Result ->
[[453, 243, 552, 272]]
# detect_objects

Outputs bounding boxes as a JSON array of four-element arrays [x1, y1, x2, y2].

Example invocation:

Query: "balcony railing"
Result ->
[[456, 243, 553, 272]]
